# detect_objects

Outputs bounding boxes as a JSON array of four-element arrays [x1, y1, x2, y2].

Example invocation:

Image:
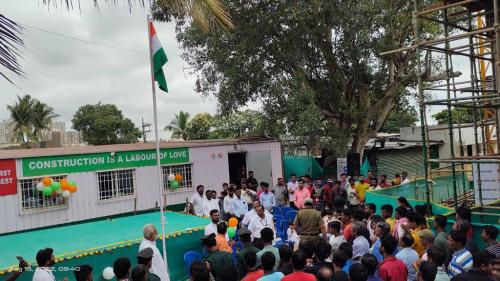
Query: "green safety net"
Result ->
[[368, 173, 470, 204], [283, 155, 323, 180]]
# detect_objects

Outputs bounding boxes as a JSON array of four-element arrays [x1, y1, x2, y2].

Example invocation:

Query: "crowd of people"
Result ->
[[188, 172, 500, 281], [5, 171, 499, 281]]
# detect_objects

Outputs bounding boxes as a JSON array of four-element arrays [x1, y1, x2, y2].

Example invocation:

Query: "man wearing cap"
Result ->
[[293, 198, 327, 243], [321, 178, 336, 207], [419, 229, 435, 261], [33, 248, 58, 281], [137, 248, 161, 281], [201, 234, 234, 281], [139, 224, 169, 281]]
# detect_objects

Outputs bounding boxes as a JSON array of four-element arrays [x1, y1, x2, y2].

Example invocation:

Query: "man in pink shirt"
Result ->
[[379, 235, 407, 281], [294, 180, 310, 209], [393, 206, 409, 240]]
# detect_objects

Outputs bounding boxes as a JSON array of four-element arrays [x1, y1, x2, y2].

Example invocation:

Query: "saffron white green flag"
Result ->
[[149, 21, 168, 92]]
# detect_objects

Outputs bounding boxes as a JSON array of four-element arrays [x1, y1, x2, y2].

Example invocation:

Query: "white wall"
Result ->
[[0, 141, 283, 234]]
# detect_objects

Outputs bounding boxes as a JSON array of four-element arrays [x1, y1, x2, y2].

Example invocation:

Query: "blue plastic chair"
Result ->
[[272, 206, 282, 215], [285, 210, 298, 222], [183, 250, 202, 277], [280, 220, 290, 240], [281, 206, 293, 217]]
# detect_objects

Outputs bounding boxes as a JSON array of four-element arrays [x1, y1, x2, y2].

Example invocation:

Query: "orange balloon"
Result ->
[[68, 185, 77, 193], [42, 177, 53, 186], [228, 217, 238, 227], [60, 179, 69, 190], [175, 174, 183, 182]]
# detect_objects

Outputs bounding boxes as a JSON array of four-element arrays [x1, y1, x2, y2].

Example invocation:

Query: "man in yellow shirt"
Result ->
[[405, 211, 426, 257], [355, 180, 371, 203], [381, 204, 396, 233]]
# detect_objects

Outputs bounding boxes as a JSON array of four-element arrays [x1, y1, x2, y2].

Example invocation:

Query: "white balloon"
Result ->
[[62, 190, 71, 198], [167, 174, 176, 182], [36, 183, 45, 192], [102, 267, 115, 280]]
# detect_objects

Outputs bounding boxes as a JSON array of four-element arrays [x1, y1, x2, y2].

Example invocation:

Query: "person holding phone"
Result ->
[[5, 257, 30, 281]]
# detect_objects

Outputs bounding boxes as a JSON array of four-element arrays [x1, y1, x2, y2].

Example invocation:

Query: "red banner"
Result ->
[[0, 159, 17, 196]]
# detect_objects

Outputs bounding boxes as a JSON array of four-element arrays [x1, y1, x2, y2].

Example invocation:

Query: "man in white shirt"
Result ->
[[189, 185, 205, 216], [232, 188, 248, 219], [203, 190, 219, 217], [223, 187, 236, 217], [401, 171, 411, 184], [139, 224, 170, 281], [204, 209, 229, 240], [287, 173, 299, 210], [33, 248, 57, 281], [248, 205, 275, 241], [242, 199, 263, 227]]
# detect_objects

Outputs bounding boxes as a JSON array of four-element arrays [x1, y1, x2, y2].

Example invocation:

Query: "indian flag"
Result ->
[[149, 21, 168, 92]]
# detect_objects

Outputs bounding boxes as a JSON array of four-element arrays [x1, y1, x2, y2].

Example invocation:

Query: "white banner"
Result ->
[[337, 158, 347, 180], [472, 163, 500, 206]]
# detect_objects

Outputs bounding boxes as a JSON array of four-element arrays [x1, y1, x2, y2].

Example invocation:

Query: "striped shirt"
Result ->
[[448, 248, 473, 278]]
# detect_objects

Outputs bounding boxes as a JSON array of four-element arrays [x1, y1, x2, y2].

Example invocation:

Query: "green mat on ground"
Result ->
[[0, 211, 210, 277]]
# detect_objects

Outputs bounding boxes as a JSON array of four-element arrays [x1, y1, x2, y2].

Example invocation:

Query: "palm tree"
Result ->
[[31, 100, 59, 141], [0, 0, 233, 84], [7, 95, 59, 145], [165, 111, 190, 140], [7, 95, 37, 144]]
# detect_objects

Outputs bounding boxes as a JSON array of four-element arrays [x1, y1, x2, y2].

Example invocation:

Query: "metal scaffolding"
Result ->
[[383, 0, 500, 211]]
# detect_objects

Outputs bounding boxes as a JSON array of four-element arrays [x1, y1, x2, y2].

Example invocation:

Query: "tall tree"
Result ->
[[165, 111, 191, 140], [211, 109, 280, 138], [185, 113, 213, 140], [72, 103, 141, 145], [7, 95, 37, 144], [168, 0, 437, 156], [432, 108, 474, 125], [1, 0, 233, 83], [31, 100, 59, 141]]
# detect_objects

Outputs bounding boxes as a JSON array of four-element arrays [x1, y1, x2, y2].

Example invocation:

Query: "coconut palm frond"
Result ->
[[156, 0, 234, 31], [0, 14, 24, 84], [195, 0, 234, 31]]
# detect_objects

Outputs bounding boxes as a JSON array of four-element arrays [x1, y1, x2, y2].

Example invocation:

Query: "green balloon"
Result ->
[[51, 182, 61, 190], [42, 187, 53, 196], [227, 226, 236, 238], [170, 181, 179, 189], [69, 180, 77, 186]]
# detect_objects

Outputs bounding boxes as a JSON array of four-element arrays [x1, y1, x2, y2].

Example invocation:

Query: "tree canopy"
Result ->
[[72, 103, 141, 145], [159, 0, 437, 156], [432, 108, 474, 125], [7, 95, 58, 144]]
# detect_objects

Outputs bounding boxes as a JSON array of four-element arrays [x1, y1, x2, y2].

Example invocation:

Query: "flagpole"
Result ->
[[147, 14, 169, 271]]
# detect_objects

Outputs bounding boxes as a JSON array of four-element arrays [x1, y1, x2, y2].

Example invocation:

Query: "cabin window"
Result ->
[[162, 164, 193, 191], [97, 169, 135, 201], [19, 175, 68, 213]]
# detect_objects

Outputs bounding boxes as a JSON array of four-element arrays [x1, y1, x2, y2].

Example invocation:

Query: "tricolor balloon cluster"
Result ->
[[167, 173, 183, 189], [36, 177, 78, 198], [227, 217, 238, 238]]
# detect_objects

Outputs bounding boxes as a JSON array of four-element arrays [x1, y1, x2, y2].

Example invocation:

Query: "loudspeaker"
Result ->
[[347, 152, 360, 176]]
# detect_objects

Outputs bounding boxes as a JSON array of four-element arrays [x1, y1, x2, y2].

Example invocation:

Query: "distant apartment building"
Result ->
[[0, 120, 14, 144], [63, 131, 84, 146], [0, 120, 84, 147]]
